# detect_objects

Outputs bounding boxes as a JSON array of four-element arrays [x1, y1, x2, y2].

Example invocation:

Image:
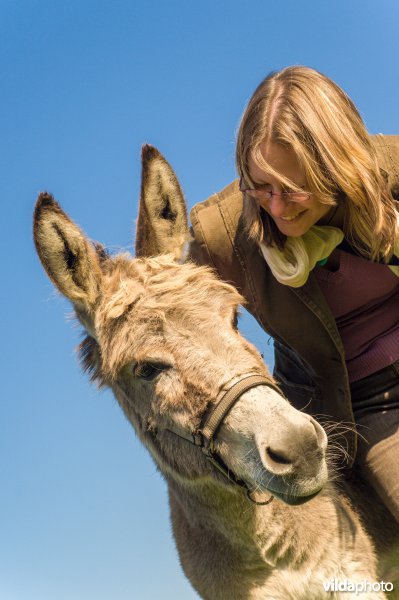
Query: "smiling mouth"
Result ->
[[279, 210, 307, 222]]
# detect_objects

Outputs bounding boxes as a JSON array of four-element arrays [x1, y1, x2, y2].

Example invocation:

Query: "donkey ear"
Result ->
[[33, 193, 102, 311], [135, 145, 189, 260]]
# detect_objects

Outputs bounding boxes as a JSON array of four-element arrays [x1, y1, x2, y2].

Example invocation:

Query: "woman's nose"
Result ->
[[263, 192, 288, 218]]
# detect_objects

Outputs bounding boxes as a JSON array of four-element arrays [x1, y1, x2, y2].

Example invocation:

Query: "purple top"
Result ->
[[314, 250, 399, 382]]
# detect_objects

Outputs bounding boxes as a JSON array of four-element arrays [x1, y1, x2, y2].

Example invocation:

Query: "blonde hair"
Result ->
[[236, 66, 396, 260]]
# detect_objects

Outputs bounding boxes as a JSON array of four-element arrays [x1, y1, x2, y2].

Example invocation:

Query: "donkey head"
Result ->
[[34, 146, 328, 505]]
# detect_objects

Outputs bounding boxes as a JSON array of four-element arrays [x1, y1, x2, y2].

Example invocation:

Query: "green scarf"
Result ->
[[259, 220, 399, 288]]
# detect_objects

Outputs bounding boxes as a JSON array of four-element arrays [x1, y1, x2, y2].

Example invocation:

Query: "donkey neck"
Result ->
[[169, 478, 289, 565], [168, 477, 341, 571], [168, 478, 269, 581], [169, 478, 259, 543]]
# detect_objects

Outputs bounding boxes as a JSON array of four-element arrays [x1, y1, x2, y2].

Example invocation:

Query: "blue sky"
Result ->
[[2, 1, 399, 598]]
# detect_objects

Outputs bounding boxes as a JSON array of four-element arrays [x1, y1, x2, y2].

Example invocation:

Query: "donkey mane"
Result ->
[[99, 253, 243, 319]]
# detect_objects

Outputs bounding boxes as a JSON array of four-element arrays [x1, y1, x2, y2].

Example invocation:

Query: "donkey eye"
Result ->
[[133, 362, 165, 381]]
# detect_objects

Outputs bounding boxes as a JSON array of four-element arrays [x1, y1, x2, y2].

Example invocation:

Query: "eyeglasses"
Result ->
[[239, 178, 312, 203]]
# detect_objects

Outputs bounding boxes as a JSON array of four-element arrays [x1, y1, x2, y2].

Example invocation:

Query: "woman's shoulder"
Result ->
[[189, 179, 246, 272], [190, 179, 241, 215], [370, 134, 399, 199], [190, 179, 243, 244], [370, 133, 399, 150]]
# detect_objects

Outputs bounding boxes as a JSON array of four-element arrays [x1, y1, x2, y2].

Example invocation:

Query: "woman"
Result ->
[[190, 66, 399, 522]]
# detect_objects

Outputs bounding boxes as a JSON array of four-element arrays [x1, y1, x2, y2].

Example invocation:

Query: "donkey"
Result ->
[[34, 146, 399, 599]]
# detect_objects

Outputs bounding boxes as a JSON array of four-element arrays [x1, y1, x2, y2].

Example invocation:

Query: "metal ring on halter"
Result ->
[[246, 489, 274, 506]]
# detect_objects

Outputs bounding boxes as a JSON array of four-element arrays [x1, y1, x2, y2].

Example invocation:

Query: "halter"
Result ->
[[154, 372, 286, 505]]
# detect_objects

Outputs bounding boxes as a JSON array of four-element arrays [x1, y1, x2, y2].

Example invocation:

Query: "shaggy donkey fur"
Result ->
[[34, 146, 399, 599]]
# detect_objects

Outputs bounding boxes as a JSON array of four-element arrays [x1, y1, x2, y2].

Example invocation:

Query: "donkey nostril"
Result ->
[[266, 447, 292, 466]]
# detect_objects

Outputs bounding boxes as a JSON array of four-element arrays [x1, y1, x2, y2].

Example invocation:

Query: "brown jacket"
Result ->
[[190, 134, 399, 470]]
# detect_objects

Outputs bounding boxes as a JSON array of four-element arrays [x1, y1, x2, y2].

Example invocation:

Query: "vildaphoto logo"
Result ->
[[323, 578, 394, 594]]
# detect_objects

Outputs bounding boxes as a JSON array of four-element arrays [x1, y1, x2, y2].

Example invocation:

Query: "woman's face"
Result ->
[[248, 142, 332, 237]]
